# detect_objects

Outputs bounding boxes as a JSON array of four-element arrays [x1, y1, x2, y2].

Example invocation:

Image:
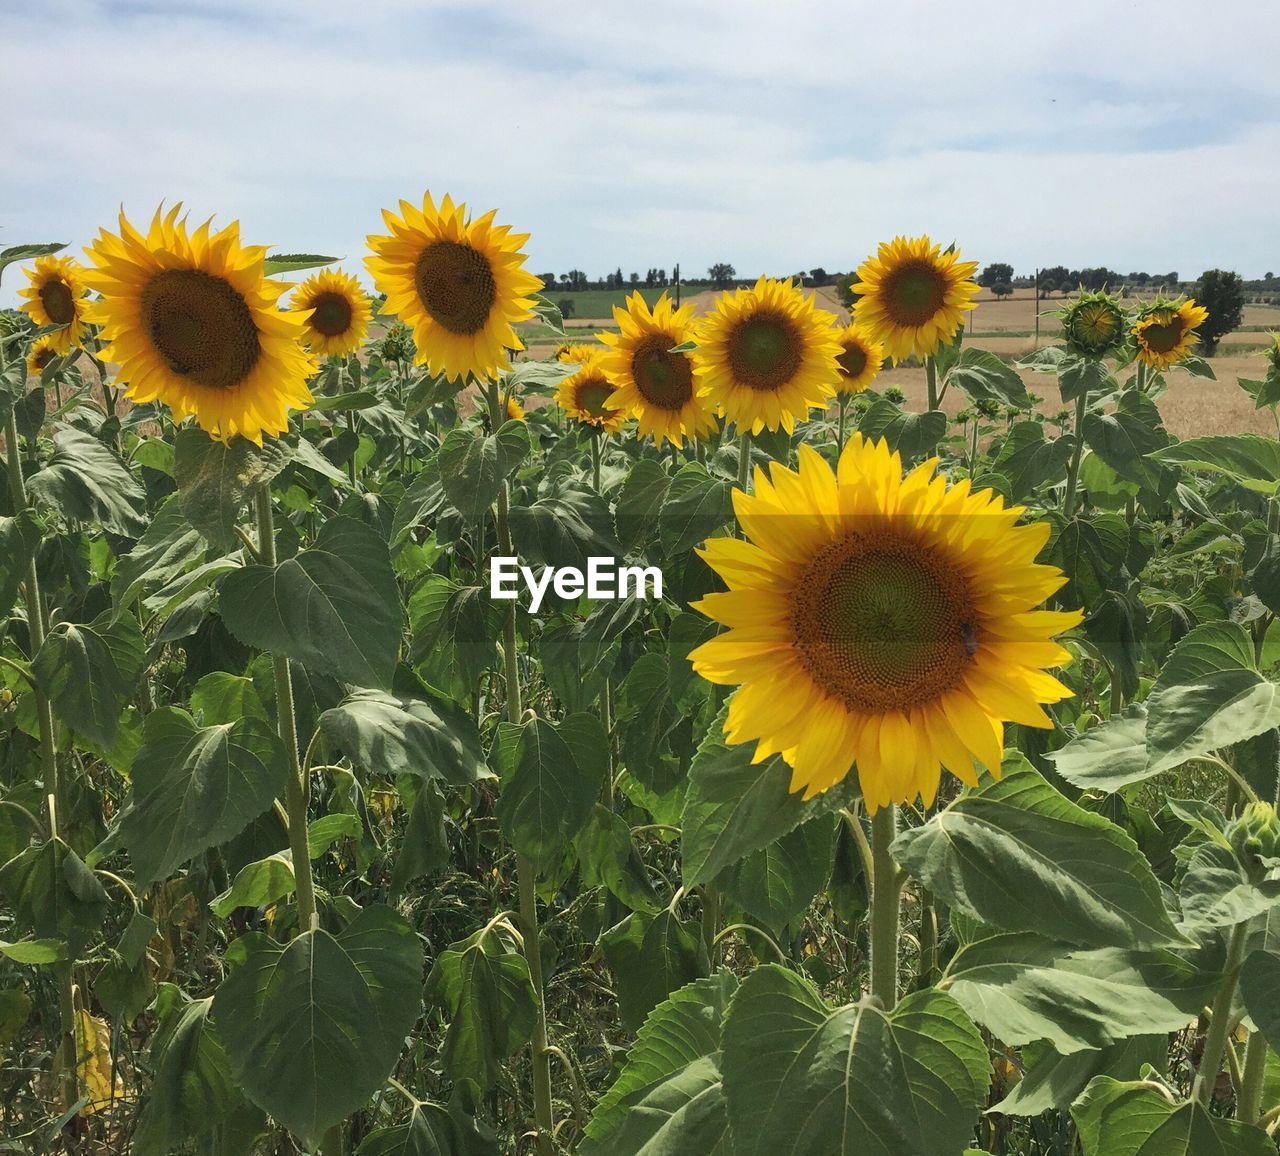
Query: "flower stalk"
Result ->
[[869, 804, 904, 1008]]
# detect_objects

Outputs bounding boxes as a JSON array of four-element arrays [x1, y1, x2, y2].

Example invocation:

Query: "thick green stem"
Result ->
[[925, 355, 939, 411], [917, 888, 938, 990], [1062, 392, 1089, 520], [485, 378, 555, 1156], [590, 428, 603, 493], [869, 804, 903, 1009], [702, 884, 721, 965], [255, 487, 317, 931], [4, 401, 76, 1111], [1195, 919, 1251, 1106], [1237, 1030, 1268, 1123], [837, 393, 848, 455], [737, 429, 752, 493]]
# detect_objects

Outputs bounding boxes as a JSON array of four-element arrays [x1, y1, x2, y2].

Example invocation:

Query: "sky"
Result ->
[[4, 0, 1280, 306]]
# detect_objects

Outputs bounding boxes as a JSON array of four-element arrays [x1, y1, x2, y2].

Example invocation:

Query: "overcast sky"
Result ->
[[4, 0, 1279, 305]]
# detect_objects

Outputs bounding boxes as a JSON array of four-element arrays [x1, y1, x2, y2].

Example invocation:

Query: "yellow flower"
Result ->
[[695, 277, 842, 435], [366, 192, 542, 384], [833, 323, 884, 394], [82, 206, 316, 445], [505, 395, 526, 422], [598, 291, 716, 447], [852, 235, 979, 362], [18, 255, 89, 353], [690, 435, 1082, 810], [291, 268, 371, 357], [555, 342, 597, 364], [555, 349, 628, 434], [27, 336, 60, 376], [1133, 298, 1209, 370]]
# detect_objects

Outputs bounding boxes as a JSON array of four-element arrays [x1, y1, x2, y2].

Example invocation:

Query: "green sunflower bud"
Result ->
[[1060, 290, 1127, 358], [1227, 801, 1280, 876]]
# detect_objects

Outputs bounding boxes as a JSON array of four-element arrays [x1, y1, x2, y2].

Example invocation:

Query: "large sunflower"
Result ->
[[695, 277, 842, 435], [598, 291, 716, 447], [366, 192, 542, 384], [555, 349, 629, 434], [689, 435, 1082, 810], [82, 206, 316, 444], [833, 322, 885, 394], [853, 235, 979, 362], [18, 255, 89, 352], [292, 268, 371, 357], [1133, 298, 1209, 370], [27, 336, 60, 377]]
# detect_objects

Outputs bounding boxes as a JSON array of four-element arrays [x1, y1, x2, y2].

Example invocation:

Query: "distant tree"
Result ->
[[562, 269, 589, 291], [658, 268, 667, 286], [1265, 272, 1275, 283], [558, 298, 576, 318], [708, 263, 736, 289], [809, 267, 829, 286], [1193, 269, 1245, 355], [629, 271, 640, 285], [1076, 267, 1117, 291], [1038, 266, 1070, 296], [991, 282, 1014, 299], [836, 273, 860, 310], [979, 262, 1014, 288], [536, 273, 556, 289], [615, 267, 624, 288], [1131, 272, 1150, 285]]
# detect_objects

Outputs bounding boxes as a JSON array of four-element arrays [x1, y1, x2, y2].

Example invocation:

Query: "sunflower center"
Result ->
[[1142, 314, 1186, 354], [39, 278, 76, 325], [32, 347, 56, 371], [414, 240, 496, 335], [631, 334, 694, 411], [726, 312, 802, 392], [140, 269, 262, 391], [883, 261, 947, 327], [308, 291, 353, 337], [576, 377, 614, 418], [837, 343, 868, 378], [791, 529, 977, 712]]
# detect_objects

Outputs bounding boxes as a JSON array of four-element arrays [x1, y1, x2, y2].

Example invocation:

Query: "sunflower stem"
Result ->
[[837, 393, 848, 455], [588, 429, 615, 806], [485, 376, 555, 1156], [925, 355, 939, 411], [869, 804, 904, 1009], [1238, 1029, 1269, 1123], [737, 429, 752, 494], [1194, 917, 1251, 1106], [254, 486, 318, 931], [1062, 392, 1089, 520], [4, 397, 77, 1113]]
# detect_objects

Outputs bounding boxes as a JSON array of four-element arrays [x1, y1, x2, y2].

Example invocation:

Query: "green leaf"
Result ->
[[945, 347, 1031, 407], [210, 852, 295, 918], [191, 672, 268, 726], [0, 511, 41, 620], [941, 931, 1213, 1053], [0, 242, 66, 274], [616, 458, 672, 551], [1151, 434, 1280, 495], [600, 910, 710, 1032], [356, 1102, 499, 1156], [425, 928, 537, 1101], [110, 493, 208, 613], [1072, 1076, 1274, 1156], [173, 429, 293, 551], [437, 422, 529, 518], [0, 989, 31, 1046], [31, 610, 145, 746], [27, 428, 147, 536], [582, 972, 737, 1152], [1144, 670, 1280, 777], [262, 252, 339, 275], [857, 399, 948, 459], [1049, 705, 1151, 791], [1083, 395, 1173, 493], [682, 705, 853, 889], [219, 515, 402, 688], [389, 780, 450, 898], [213, 904, 423, 1147], [1177, 842, 1280, 933], [119, 707, 289, 884], [721, 966, 987, 1156], [508, 485, 620, 571], [718, 816, 834, 936], [892, 754, 1187, 949], [0, 937, 67, 964], [494, 715, 605, 869], [659, 463, 734, 556], [319, 688, 489, 785], [990, 421, 1075, 500], [575, 804, 661, 914], [1239, 949, 1280, 1053], [992, 1035, 1167, 1116], [0, 838, 108, 955]]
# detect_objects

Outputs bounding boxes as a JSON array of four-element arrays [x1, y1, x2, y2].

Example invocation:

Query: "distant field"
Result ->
[[542, 286, 672, 318]]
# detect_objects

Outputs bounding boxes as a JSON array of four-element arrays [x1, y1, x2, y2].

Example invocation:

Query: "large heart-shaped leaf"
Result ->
[[600, 910, 710, 1033], [27, 427, 147, 535], [0, 511, 40, 620], [174, 429, 294, 550], [437, 422, 529, 518], [1150, 434, 1280, 495], [0, 838, 108, 955]]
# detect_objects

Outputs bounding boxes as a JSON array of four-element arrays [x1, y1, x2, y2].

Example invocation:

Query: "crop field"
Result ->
[[3, 207, 1280, 1156]]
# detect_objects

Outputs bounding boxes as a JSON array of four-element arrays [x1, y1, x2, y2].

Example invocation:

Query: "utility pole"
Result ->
[[674, 263, 681, 308], [1033, 267, 1040, 350]]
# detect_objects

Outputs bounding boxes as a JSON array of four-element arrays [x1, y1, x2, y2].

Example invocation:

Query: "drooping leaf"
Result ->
[[992, 1035, 1167, 1116], [718, 816, 834, 936], [575, 804, 662, 914], [1150, 434, 1280, 495], [0, 511, 41, 620], [857, 399, 948, 460], [945, 347, 1031, 407], [1049, 705, 1151, 791], [0, 838, 108, 955], [27, 427, 147, 535], [1239, 949, 1280, 1054], [210, 852, 295, 918], [173, 429, 293, 551], [356, 1102, 499, 1156], [110, 493, 208, 613], [1178, 842, 1280, 933], [600, 909, 710, 1032], [437, 422, 529, 518], [659, 463, 734, 556]]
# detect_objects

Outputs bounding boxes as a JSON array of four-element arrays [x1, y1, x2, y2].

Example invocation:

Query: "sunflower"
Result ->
[[1132, 298, 1209, 371], [689, 435, 1082, 810], [18, 255, 89, 352], [598, 291, 716, 447], [292, 268, 371, 357], [1060, 290, 1127, 358], [833, 322, 884, 394], [852, 235, 979, 362], [555, 342, 598, 364], [366, 192, 542, 384], [27, 336, 60, 376], [555, 349, 629, 434], [694, 277, 842, 436], [504, 395, 526, 422], [81, 205, 316, 444]]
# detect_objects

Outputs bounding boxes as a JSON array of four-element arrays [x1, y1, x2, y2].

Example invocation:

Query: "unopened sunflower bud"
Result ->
[[1060, 290, 1127, 359], [1227, 802, 1280, 875]]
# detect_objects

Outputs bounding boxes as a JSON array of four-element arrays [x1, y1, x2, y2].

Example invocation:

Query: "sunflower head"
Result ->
[[555, 349, 629, 434], [27, 335, 61, 377], [694, 277, 842, 435], [1060, 290, 1127, 358], [366, 193, 542, 385], [505, 395, 526, 423], [833, 323, 885, 395], [18, 255, 90, 353], [1132, 297, 1209, 370], [556, 342, 597, 364], [81, 205, 316, 445], [292, 268, 371, 357], [597, 291, 716, 447], [689, 435, 1082, 810], [852, 236, 979, 363]]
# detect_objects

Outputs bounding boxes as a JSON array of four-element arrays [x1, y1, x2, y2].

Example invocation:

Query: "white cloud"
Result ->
[[3, 0, 1279, 305]]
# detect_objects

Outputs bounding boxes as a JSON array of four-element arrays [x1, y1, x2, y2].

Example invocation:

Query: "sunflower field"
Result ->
[[3, 196, 1280, 1156]]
